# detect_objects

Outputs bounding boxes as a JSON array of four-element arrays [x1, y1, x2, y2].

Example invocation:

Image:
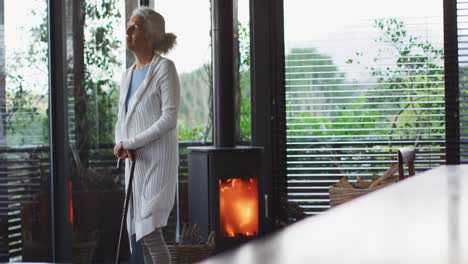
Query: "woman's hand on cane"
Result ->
[[114, 142, 136, 161], [125, 149, 136, 161], [114, 142, 126, 159]]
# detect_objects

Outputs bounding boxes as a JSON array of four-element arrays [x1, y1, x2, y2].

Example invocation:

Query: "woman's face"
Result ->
[[126, 15, 150, 52]]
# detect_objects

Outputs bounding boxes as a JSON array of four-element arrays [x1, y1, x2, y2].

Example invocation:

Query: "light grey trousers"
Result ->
[[142, 228, 171, 264]]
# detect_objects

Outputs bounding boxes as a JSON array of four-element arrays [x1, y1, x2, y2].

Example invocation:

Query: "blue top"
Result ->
[[125, 64, 150, 112]]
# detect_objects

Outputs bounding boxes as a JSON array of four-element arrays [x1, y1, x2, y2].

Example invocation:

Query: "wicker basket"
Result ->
[[168, 231, 215, 264], [168, 244, 213, 264], [329, 165, 399, 207]]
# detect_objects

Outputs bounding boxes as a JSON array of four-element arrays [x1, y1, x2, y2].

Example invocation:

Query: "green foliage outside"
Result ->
[[6, 0, 215, 146], [285, 47, 350, 140], [4, 0, 49, 146], [5, 75, 48, 145], [4, 0, 123, 148], [5, 3, 254, 145], [238, 22, 251, 142], [82, 0, 123, 146], [365, 18, 445, 142], [178, 64, 212, 142], [176, 21, 252, 142], [5, 7, 444, 156], [287, 18, 444, 147]]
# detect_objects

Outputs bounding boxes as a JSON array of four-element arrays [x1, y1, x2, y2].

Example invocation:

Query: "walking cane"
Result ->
[[115, 156, 136, 264]]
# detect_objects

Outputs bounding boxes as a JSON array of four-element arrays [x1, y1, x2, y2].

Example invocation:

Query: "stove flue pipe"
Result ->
[[212, 0, 235, 148]]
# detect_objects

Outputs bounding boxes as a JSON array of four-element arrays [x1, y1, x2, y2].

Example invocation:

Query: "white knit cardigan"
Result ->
[[114, 54, 180, 242]]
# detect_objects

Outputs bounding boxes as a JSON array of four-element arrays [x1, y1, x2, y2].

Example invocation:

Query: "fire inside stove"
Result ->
[[219, 178, 258, 237]]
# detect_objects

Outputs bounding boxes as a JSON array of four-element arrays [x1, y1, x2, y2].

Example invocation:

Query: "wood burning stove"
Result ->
[[188, 147, 263, 253]]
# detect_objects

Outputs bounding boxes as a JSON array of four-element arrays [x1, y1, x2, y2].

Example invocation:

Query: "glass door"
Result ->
[[284, 0, 445, 216], [1, 0, 51, 261]]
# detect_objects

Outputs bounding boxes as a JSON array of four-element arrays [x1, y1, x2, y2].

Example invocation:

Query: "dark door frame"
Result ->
[[250, 0, 287, 232], [48, 0, 72, 262], [444, 0, 460, 164]]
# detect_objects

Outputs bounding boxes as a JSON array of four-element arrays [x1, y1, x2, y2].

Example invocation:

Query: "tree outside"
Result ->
[[287, 18, 444, 146]]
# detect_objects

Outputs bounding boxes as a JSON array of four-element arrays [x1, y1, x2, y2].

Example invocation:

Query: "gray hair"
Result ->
[[131, 7, 177, 54]]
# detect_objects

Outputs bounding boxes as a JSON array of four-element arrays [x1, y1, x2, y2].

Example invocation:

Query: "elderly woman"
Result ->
[[114, 6, 179, 264]]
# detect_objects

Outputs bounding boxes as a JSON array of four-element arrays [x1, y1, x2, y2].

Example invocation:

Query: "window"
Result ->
[[0, 0, 51, 261], [153, 0, 212, 241], [458, 0, 468, 163], [66, 0, 126, 262], [284, 0, 445, 215], [153, 1, 212, 143], [238, 0, 251, 143]]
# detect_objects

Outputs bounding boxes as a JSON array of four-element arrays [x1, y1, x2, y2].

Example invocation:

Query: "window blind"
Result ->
[[285, 17, 446, 215], [458, 0, 468, 162]]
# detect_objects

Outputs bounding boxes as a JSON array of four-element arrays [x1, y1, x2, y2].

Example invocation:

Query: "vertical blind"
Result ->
[[285, 17, 446, 215]]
